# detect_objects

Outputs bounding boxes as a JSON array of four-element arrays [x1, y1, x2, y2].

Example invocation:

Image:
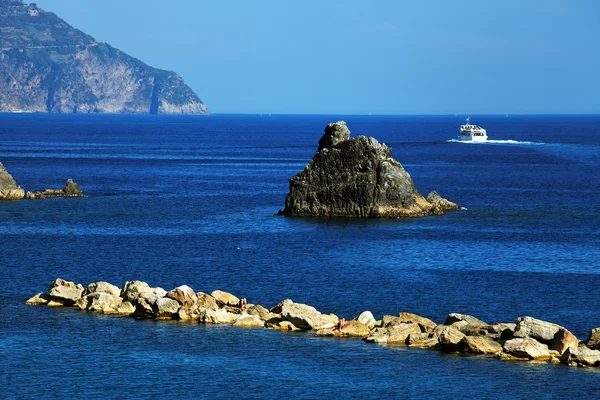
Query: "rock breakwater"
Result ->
[[26, 278, 600, 369], [280, 121, 458, 218]]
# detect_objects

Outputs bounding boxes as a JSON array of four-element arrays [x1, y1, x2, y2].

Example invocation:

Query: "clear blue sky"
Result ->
[[35, 0, 600, 114]]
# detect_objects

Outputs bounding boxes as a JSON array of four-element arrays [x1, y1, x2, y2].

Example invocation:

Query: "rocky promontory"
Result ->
[[26, 277, 600, 370], [0, 162, 84, 200], [280, 121, 458, 218], [0, 0, 208, 114], [0, 162, 24, 200]]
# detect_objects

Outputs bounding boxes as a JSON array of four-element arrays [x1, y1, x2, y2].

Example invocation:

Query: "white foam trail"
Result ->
[[447, 139, 545, 145]]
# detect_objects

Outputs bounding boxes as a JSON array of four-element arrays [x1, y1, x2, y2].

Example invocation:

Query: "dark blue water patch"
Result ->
[[2, 113, 600, 398], [2, 305, 600, 399]]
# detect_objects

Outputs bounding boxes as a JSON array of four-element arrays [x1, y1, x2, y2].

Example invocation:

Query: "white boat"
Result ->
[[458, 118, 487, 142]]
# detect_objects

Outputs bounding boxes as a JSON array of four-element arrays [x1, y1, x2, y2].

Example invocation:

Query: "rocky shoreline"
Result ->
[[26, 278, 600, 369], [0, 162, 84, 201]]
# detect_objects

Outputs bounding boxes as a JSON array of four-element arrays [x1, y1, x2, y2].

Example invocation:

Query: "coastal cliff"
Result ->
[[281, 121, 458, 218], [0, 0, 208, 114]]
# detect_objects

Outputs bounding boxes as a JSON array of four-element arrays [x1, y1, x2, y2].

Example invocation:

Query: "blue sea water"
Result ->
[[0, 113, 599, 399]]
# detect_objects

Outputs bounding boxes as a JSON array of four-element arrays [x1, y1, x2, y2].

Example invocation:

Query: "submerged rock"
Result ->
[[25, 292, 52, 305], [280, 121, 457, 218], [233, 314, 264, 328], [427, 191, 459, 215]]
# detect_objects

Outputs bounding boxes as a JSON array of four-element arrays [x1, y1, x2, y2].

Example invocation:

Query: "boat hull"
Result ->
[[457, 134, 487, 142]]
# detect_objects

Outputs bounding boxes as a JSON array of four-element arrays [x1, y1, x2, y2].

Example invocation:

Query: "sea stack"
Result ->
[[0, 162, 25, 200], [280, 121, 458, 218]]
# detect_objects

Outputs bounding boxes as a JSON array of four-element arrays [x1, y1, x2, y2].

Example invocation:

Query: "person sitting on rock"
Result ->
[[229, 298, 247, 309], [338, 318, 348, 330]]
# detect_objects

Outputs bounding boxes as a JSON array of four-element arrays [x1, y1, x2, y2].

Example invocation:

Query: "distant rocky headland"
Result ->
[[0, 0, 209, 114], [26, 277, 600, 369], [280, 121, 458, 218], [0, 162, 84, 200]]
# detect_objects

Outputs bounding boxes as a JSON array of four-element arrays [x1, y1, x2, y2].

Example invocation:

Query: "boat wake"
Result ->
[[447, 139, 545, 146]]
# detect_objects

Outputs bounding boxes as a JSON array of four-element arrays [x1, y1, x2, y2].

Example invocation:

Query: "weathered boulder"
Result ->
[[459, 335, 503, 355], [166, 285, 196, 304], [444, 313, 488, 332], [177, 299, 199, 321], [339, 320, 372, 338], [266, 320, 301, 331], [551, 328, 579, 355], [463, 323, 516, 341], [561, 346, 600, 366], [427, 190, 459, 215], [198, 308, 240, 324], [210, 290, 239, 307], [63, 179, 84, 196], [121, 281, 167, 304], [48, 278, 84, 303], [270, 299, 293, 314], [280, 121, 457, 218], [407, 333, 439, 348], [435, 325, 466, 351], [47, 298, 69, 307], [280, 301, 338, 330], [196, 292, 219, 311], [84, 281, 121, 297], [585, 327, 600, 350], [121, 281, 153, 304], [357, 311, 376, 330], [233, 314, 264, 328], [245, 304, 277, 322], [397, 312, 437, 333], [134, 289, 167, 318], [365, 322, 422, 344], [153, 297, 180, 319], [116, 301, 136, 316], [25, 292, 52, 305], [513, 316, 562, 343], [0, 162, 24, 200], [76, 292, 123, 313], [503, 338, 551, 360]]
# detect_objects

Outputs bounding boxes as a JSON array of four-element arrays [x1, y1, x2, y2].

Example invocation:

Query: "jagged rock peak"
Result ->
[[318, 121, 351, 151], [280, 122, 458, 218], [0, 162, 17, 189]]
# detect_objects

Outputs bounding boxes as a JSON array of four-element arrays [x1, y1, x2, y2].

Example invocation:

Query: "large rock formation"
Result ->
[[0, 162, 24, 200], [280, 121, 457, 218], [0, 0, 208, 114]]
